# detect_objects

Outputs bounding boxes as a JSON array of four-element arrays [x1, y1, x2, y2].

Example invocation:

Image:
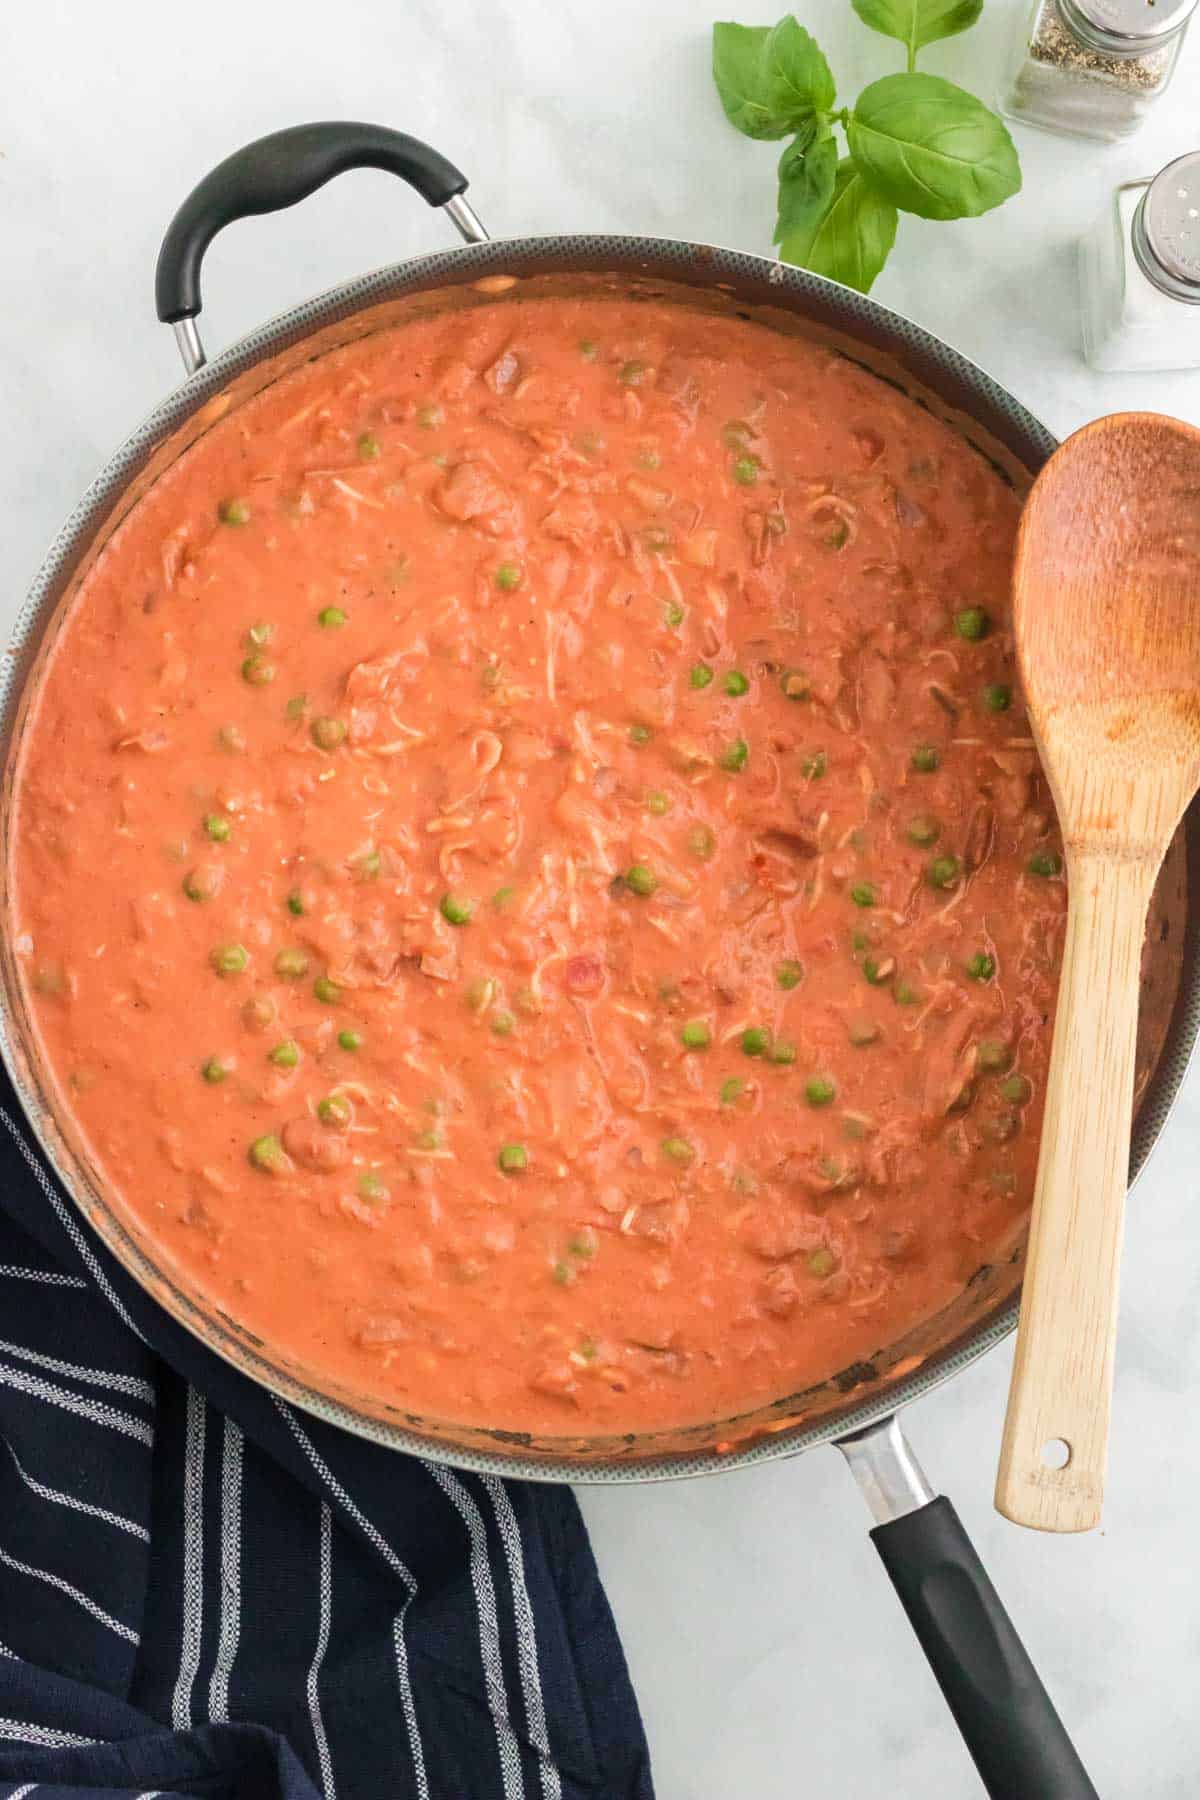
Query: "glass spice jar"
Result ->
[[1000, 0, 1198, 142], [1080, 152, 1200, 371]]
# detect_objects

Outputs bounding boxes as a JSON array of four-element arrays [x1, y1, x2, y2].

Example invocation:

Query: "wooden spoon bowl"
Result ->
[[996, 411, 1200, 1532]]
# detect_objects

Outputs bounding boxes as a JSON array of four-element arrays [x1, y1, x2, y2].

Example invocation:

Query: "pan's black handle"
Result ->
[[841, 1419, 1098, 1799], [154, 122, 485, 371]]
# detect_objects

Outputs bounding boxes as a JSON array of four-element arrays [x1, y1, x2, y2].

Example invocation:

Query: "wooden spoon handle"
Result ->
[[995, 851, 1155, 1532]]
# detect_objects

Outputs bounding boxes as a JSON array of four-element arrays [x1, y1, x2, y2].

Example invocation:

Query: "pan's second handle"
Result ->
[[155, 121, 488, 373], [839, 1418, 1099, 1800]]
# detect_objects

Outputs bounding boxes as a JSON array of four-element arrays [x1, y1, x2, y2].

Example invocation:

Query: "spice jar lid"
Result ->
[[1134, 154, 1200, 303], [1064, 0, 1199, 54]]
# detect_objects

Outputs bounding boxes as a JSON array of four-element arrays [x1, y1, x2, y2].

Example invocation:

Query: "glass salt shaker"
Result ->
[[1080, 152, 1200, 372], [1001, 0, 1198, 142]]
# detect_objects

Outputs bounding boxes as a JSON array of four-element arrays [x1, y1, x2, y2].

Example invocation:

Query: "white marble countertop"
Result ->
[[3, 1, 1200, 1793]]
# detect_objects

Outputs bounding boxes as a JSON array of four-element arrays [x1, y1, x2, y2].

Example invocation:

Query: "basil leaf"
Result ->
[[712, 17, 837, 141], [847, 73, 1021, 221], [774, 130, 838, 246], [779, 159, 898, 293], [851, 0, 983, 70]]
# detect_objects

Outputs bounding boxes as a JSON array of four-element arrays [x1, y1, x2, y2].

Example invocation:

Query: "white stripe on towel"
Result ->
[[0, 1109, 143, 1339], [307, 1502, 337, 1799], [0, 1335, 155, 1405], [0, 1543, 137, 1644], [207, 1416, 243, 1722], [482, 1475, 562, 1800], [274, 1398, 429, 1800], [2, 1436, 149, 1542], [425, 1464, 525, 1800], [170, 1385, 206, 1729], [0, 1360, 152, 1446]]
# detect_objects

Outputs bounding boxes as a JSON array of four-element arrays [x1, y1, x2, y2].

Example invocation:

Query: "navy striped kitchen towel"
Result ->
[[0, 1062, 654, 1800]]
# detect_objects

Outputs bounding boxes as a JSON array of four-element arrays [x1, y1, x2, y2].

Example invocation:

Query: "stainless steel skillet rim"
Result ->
[[3, 228, 1196, 1487]]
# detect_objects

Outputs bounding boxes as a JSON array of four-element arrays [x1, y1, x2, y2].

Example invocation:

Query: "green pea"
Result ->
[[182, 867, 220, 904], [689, 663, 714, 690], [317, 1093, 351, 1128], [719, 739, 748, 774], [286, 889, 307, 917], [625, 864, 657, 897], [720, 1077, 745, 1105], [495, 562, 523, 592], [317, 606, 346, 630], [285, 694, 309, 721], [629, 723, 653, 746], [357, 431, 381, 461], [248, 1133, 286, 1173], [578, 338, 598, 360], [808, 1247, 838, 1278], [801, 750, 827, 779], [358, 1172, 389, 1202], [741, 1028, 770, 1058], [551, 1260, 574, 1286], [663, 601, 684, 628], [770, 1041, 796, 1065], [338, 1029, 363, 1052], [440, 893, 474, 926], [1028, 849, 1062, 878], [313, 976, 341, 1005], [780, 670, 810, 702], [955, 606, 989, 641], [967, 952, 995, 982], [492, 886, 515, 911], [498, 1143, 528, 1174], [983, 683, 1011, 713], [906, 815, 940, 847], [242, 654, 275, 686], [646, 790, 671, 816], [911, 744, 940, 773], [661, 1136, 694, 1164], [211, 943, 248, 978], [204, 813, 231, 843], [978, 1039, 1013, 1072], [618, 359, 647, 385], [723, 670, 750, 697], [805, 1075, 836, 1108], [274, 948, 309, 980], [732, 455, 759, 486], [218, 497, 251, 526], [681, 1020, 711, 1051], [895, 980, 920, 1006], [201, 1057, 228, 1084], [1001, 1075, 1032, 1104], [310, 716, 347, 750], [269, 1040, 300, 1069], [850, 883, 876, 908], [864, 957, 892, 986], [777, 960, 803, 990], [927, 856, 960, 890], [491, 1011, 516, 1037], [687, 824, 716, 860]]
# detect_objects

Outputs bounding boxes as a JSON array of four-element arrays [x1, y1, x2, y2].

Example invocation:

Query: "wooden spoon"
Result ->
[[996, 412, 1200, 1533]]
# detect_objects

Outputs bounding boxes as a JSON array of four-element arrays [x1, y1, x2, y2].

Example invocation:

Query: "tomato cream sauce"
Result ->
[[13, 296, 1069, 1438]]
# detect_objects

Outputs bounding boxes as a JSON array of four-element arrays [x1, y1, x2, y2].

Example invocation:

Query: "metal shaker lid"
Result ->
[[1063, 0, 1199, 54], [1134, 153, 1200, 302]]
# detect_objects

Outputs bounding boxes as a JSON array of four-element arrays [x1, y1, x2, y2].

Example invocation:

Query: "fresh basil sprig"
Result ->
[[712, 4, 1019, 293]]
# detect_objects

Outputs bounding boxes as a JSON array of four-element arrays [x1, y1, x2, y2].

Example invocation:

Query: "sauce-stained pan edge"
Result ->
[[2, 233, 1197, 1485]]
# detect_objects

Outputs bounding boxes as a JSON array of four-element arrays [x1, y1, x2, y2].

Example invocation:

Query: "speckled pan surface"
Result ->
[[2, 232, 1196, 1484]]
